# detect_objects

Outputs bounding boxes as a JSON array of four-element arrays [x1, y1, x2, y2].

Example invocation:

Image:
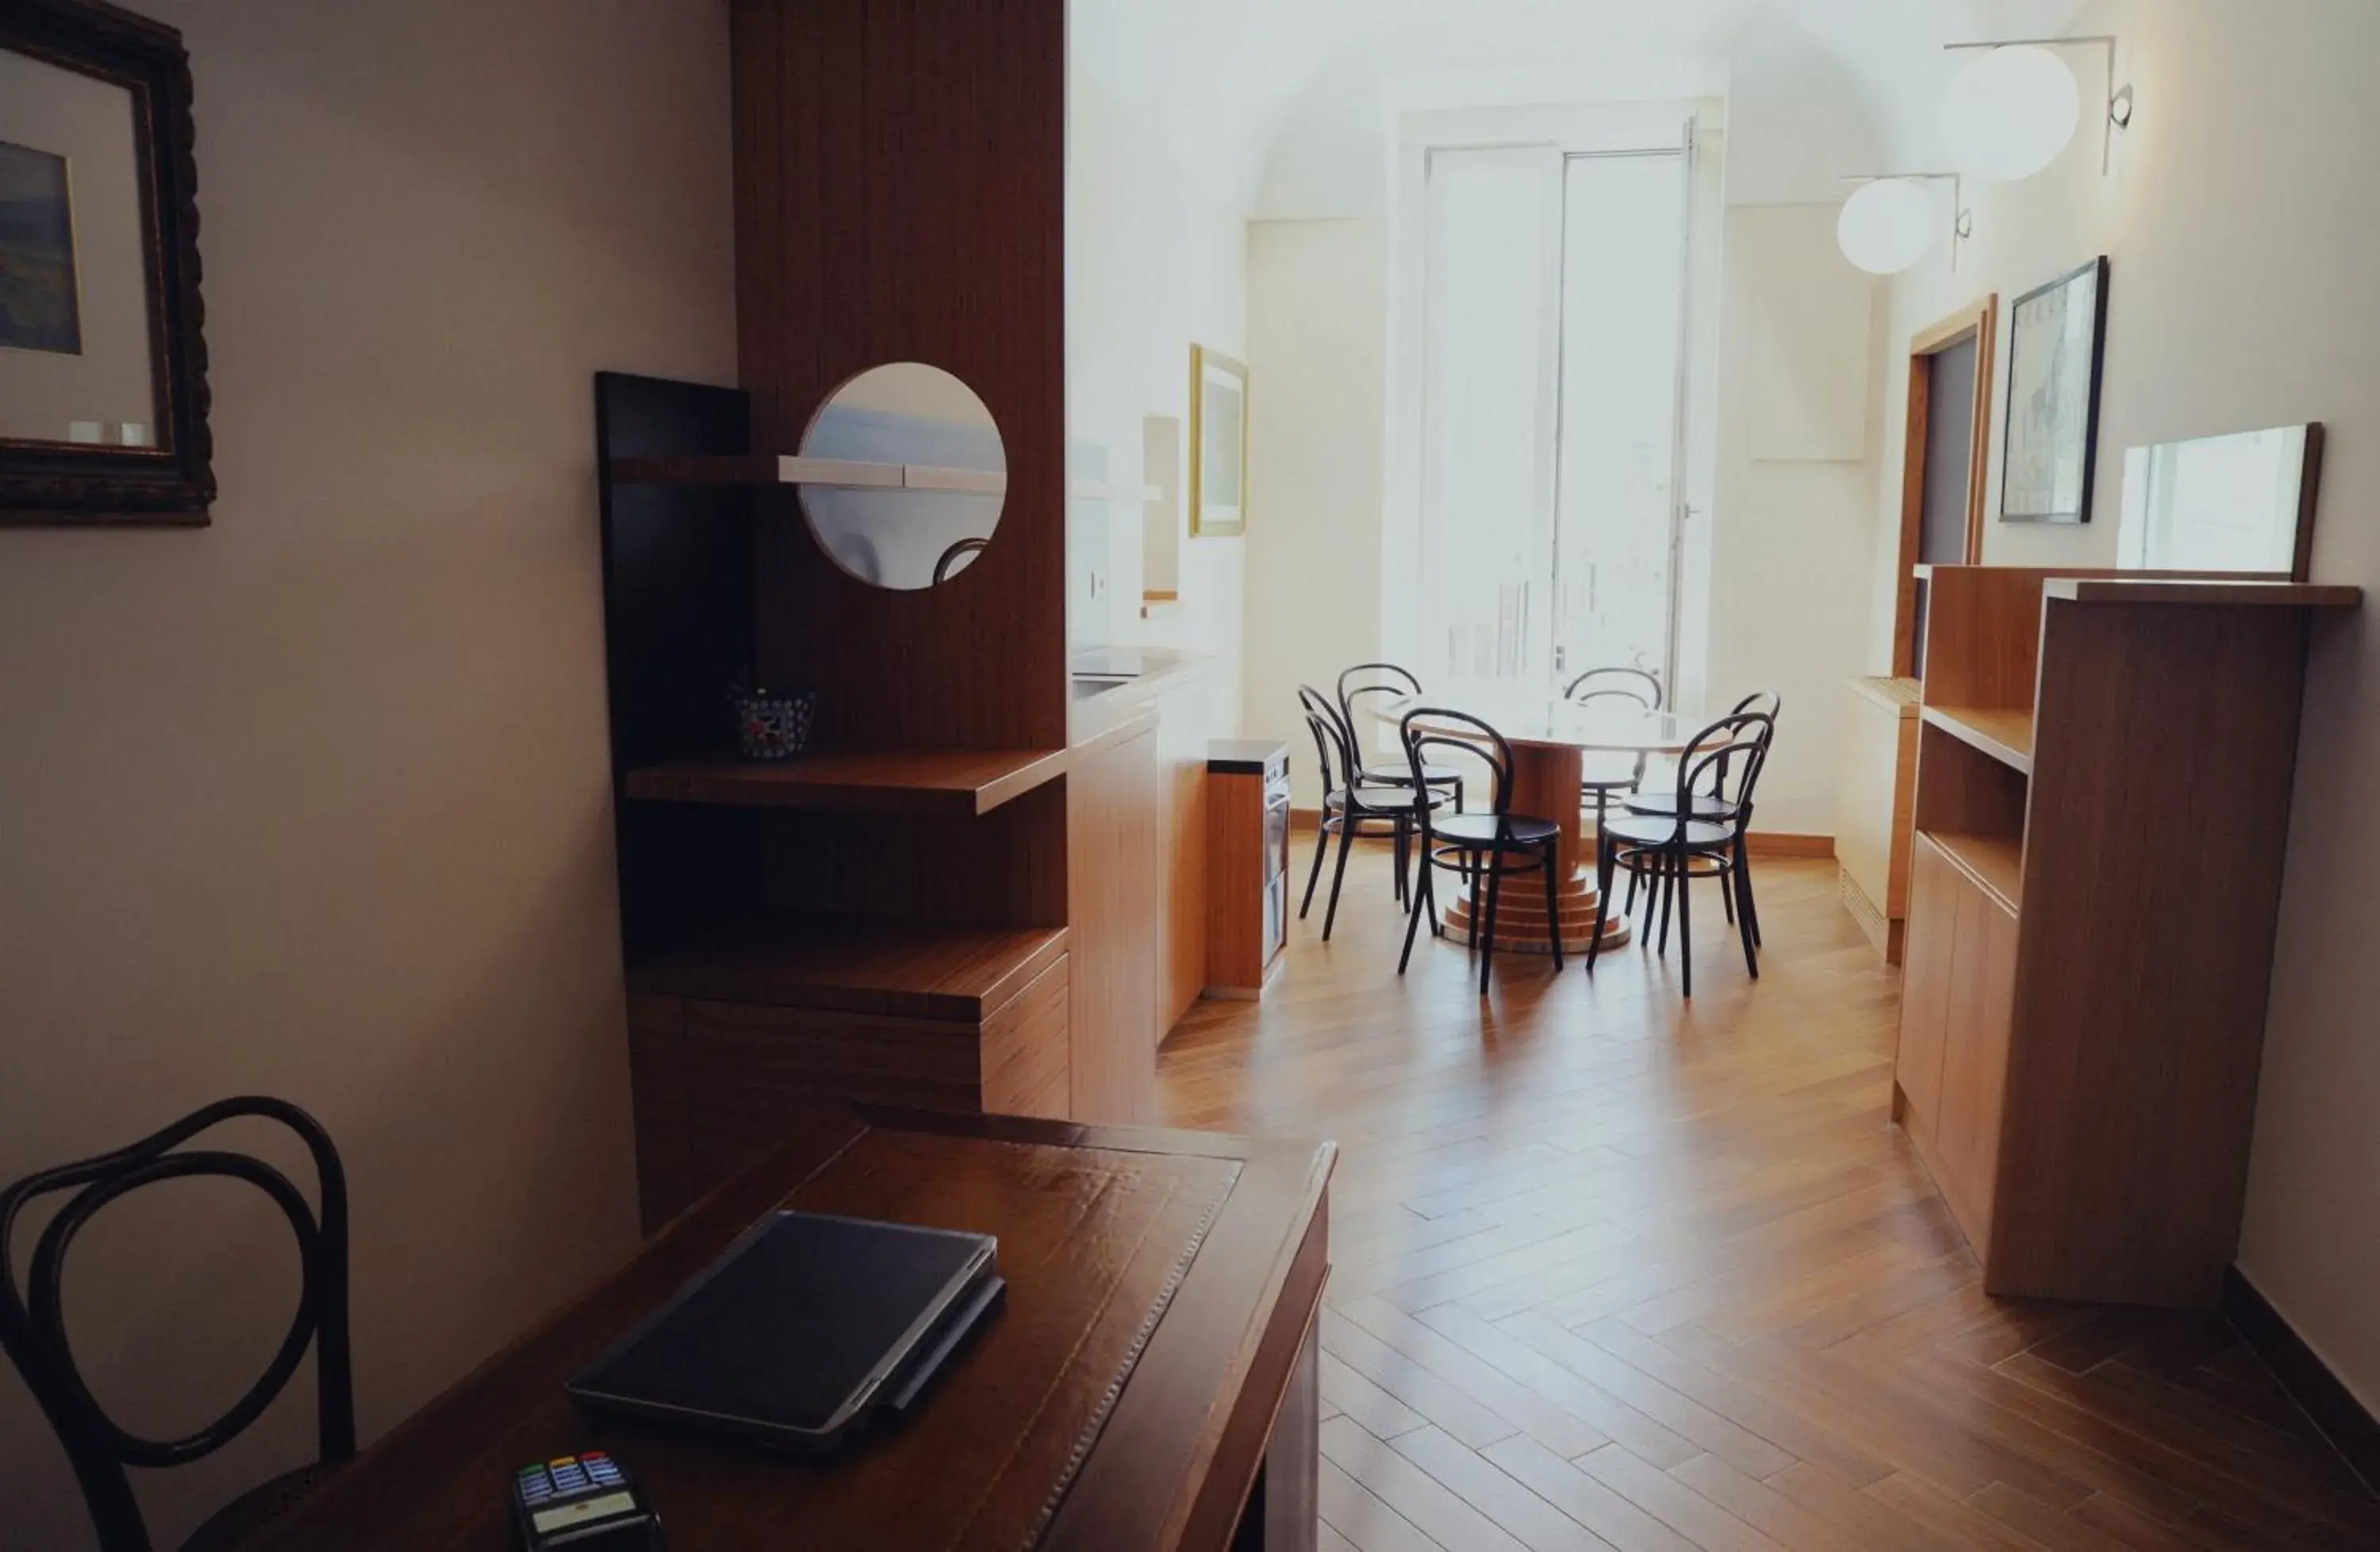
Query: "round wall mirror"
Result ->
[[796, 363, 1005, 590]]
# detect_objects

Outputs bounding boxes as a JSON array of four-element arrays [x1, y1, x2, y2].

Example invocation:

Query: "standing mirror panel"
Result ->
[[796, 363, 1005, 590], [2117, 422, 2322, 580]]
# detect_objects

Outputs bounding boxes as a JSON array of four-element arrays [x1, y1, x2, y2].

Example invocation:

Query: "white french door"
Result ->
[[1417, 133, 1697, 690]]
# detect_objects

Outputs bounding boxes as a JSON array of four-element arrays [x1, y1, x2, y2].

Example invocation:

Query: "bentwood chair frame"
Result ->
[[1338, 663, 1465, 814], [1618, 695, 1790, 938], [1564, 666, 1664, 839], [1590, 711, 1775, 998], [1299, 686, 1435, 940], [1, 1097, 355, 1552], [1396, 708, 1567, 995]]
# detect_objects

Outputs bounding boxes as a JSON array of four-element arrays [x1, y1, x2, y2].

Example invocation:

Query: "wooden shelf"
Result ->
[[628, 915, 1068, 1021], [1848, 674, 1922, 716], [609, 454, 1006, 494], [625, 747, 1067, 816], [2042, 578, 2364, 608], [1922, 705, 2036, 775], [1920, 829, 2023, 916]]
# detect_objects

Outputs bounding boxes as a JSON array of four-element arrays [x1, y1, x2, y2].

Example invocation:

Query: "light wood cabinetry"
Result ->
[[1067, 717, 1162, 1123], [1894, 567, 2359, 1308]]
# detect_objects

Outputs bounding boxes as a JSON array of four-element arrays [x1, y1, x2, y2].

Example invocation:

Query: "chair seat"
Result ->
[[1326, 786, 1416, 813], [181, 1461, 344, 1552], [1431, 812, 1558, 848], [1363, 760, 1463, 789], [1603, 812, 1737, 851], [1621, 788, 1739, 821]]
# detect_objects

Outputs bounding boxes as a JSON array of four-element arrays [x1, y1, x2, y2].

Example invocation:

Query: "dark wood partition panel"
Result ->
[[732, 0, 1069, 753]]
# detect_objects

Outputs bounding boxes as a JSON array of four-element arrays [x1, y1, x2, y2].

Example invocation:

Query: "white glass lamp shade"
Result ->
[[1942, 45, 2082, 182], [1837, 179, 1937, 275]]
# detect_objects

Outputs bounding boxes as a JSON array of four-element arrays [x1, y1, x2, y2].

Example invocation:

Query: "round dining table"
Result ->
[[1385, 688, 1702, 954]]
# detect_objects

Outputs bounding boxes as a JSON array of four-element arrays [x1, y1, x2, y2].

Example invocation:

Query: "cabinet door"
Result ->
[[1934, 893, 2017, 1244], [1068, 724, 1162, 1123], [1895, 836, 1962, 1131]]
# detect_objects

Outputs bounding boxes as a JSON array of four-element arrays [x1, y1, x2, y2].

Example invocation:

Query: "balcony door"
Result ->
[[1416, 135, 1697, 690]]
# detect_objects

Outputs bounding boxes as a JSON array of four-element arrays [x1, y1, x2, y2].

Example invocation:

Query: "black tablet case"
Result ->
[[569, 1211, 1000, 1451]]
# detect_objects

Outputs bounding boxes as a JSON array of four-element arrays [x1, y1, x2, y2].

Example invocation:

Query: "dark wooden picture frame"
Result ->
[[0, 0, 212, 527], [1999, 255, 2108, 526]]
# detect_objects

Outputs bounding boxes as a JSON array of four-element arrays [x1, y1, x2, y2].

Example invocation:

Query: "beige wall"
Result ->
[[0, 3, 735, 1546], [1863, 0, 2380, 1412], [1241, 217, 1388, 808], [1702, 202, 1887, 838]]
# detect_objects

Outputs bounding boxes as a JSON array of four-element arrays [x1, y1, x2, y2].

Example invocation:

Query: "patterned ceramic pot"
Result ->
[[734, 687, 817, 761]]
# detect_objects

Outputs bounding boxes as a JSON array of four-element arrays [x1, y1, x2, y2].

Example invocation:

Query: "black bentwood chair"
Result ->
[[1564, 665, 1664, 838], [1338, 662, 1466, 814], [1591, 711, 1775, 998], [1299, 685, 1435, 940], [1620, 690, 1781, 941], [1397, 708, 1566, 996], [2, 1097, 355, 1552]]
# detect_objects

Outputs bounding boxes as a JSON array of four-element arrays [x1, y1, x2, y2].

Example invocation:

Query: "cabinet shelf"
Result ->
[[1921, 705, 2035, 774], [624, 747, 1068, 816], [628, 915, 1068, 1021], [609, 454, 1006, 494], [1919, 829, 2023, 916]]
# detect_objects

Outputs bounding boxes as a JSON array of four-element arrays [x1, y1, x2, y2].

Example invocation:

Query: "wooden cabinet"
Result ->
[[1894, 833, 2013, 1250], [1894, 567, 2360, 1308], [1067, 719, 1162, 1123], [1205, 741, 1290, 997]]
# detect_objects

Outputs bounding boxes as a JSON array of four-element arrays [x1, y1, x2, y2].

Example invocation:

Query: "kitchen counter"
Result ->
[[1069, 646, 1211, 750]]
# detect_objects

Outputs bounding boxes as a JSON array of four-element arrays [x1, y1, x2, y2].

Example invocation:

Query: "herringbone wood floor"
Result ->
[[1157, 843, 2380, 1551]]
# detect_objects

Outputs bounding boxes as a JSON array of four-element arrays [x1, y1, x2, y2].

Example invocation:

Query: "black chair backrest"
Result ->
[[0, 1097, 355, 1552], [1649, 712, 1775, 838], [1399, 708, 1515, 832], [1297, 684, 1360, 796], [931, 536, 988, 584], [1564, 666, 1664, 711], [1337, 663, 1425, 757], [1729, 689, 1782, 727]]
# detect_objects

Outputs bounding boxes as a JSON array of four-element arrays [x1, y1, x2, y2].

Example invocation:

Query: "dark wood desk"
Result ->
[[248, 1108, 1332, 1552]]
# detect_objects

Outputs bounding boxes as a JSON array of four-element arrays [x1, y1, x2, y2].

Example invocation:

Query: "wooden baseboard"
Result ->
[[1745, 832, 1835, 859], [1294, 811, 1835, 862], [2223, 1265, 2380, 1496]]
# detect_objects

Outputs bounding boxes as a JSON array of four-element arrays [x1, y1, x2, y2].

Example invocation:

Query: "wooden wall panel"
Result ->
[[1067, 726, 1162, 1123], [762, 778, 1068, 929], [1993, 600, 2315, 1305], [732, 0, 1068, 754], [626, 993, 694, 1235]]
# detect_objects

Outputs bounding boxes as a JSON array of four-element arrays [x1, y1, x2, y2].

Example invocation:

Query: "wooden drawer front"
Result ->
[[683, 1000, 985, 1190], [981, 955, 1072, 1120], [1895, 836, 1963, 1131]]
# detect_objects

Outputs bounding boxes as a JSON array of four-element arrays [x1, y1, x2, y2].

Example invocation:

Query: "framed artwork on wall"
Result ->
[[2000, 255, 2109, 524], [0, 0, 213, 526], [1188, 344, 1247, 538]]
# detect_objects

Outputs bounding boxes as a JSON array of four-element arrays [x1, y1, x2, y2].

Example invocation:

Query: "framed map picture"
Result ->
[[1188, 344, 1247, 537], [2001, 255, 2109, 524]]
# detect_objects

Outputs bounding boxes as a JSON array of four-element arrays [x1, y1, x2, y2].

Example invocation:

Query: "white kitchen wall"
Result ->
[[1861, 0, 2380, 1412], [1242, 218, 1391, 809], [1067, 75, 1249, 728]]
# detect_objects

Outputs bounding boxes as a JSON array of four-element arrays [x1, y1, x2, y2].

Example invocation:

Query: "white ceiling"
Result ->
[[1073, 0, 2093, 214]]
